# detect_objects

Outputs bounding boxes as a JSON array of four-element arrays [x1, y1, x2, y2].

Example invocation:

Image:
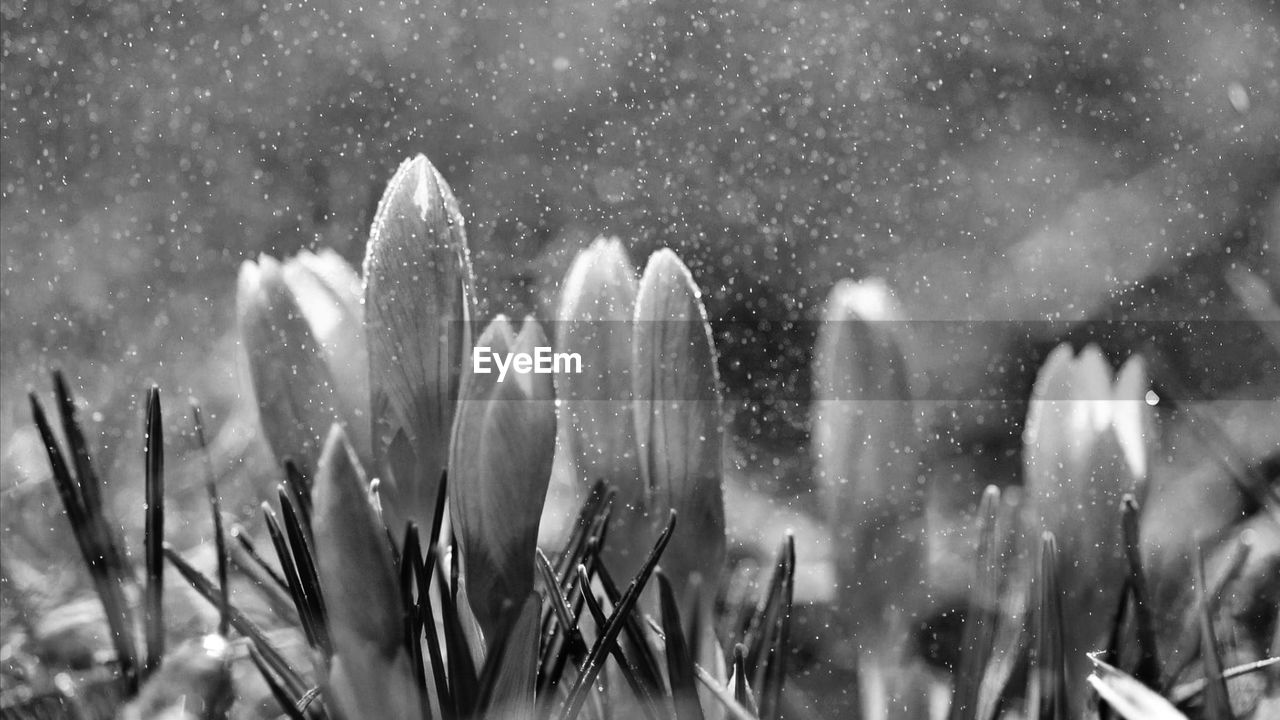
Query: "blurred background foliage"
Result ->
[[2, 0, 1277, 561]]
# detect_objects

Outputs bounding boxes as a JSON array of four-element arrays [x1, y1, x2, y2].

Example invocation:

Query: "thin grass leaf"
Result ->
[[250, 645, 308, 720], [1193, 544, 1233, 720], [405, 530, 452, 720], [30, 389, 140, 693], [264, 502, 321, 650], [1121, 494, 1160, 685], [593, 552, 667, 694], [1088, 656, 1189, 720], [951, 485, 1002, 720], [165, 545, 308, 698], [754, 535, 794, 720], [1032, 532, 1069, 720], [1170, 657, 1280, 705], [191, 402, 231, 637], [659, 571, 705, 720], [537, 550, 587, 657], [143, 386, 165, 677], [277, 487, 330, 655], [432, 545, 480, 718], [558, 511, 677, 720], [576, 565, 664, 720], [1163, 540, 1251, 690], [398, 524, 430, 699], [283, 460, 315, 542]]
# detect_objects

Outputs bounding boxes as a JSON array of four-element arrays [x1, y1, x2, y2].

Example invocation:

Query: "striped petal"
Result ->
[[631, 249, 726, 604], [363, 154, 476, 540], [449, 317, 557, 639]]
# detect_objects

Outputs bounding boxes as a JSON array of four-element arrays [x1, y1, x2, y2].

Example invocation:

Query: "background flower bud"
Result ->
[[237, 254, 342, 476], [555, 236, 640, 492], [631, 248, 726, 605], [1023, 343, 1152, 686], [449, 316, 557, 640], [811, 278, 922, 647], [363, 154, 476, 539]]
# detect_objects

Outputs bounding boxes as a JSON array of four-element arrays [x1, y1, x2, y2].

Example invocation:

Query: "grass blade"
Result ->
[[264, 502, 321, 650], [278, 486, 330, 655], [1032, 532, 1069, 720], [431, 545, 480, 718], [659, 570, 705, 720], [250, 645, 309, 720], [1193, 544, 1233, 720], [31, 389, 140, 692], [1121, 495, 1159, 685], [575, 565, 663, 720], [558, 510, 677, 720], [143, 387, 165, 677], [191, 402, 231, 637]]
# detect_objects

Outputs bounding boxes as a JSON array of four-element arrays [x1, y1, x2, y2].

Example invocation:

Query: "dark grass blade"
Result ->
[[951, 485, 1002, 720], [743, 534, 794, 676], [143, 387, 165, 677], [658, 571, 705, 720], [191, 402, 231, 637], [1033, 532, 1069, 720], [429, 469, 449, 550], [537, 550, 588, 659], [30, 390, 140, 693], [277, 486, 330, 655], [1192, 544, 1233, 720], [231, 525, 291, 592], [594, 560, 668, 694], [1162, 541, 1251, 690], [263, 502, 321, 650], [575, 565, 663, 720], [1121, 495, 1160, 685], [755, 534, 795, 720], [250, 645, 309, 720], [398, 523, 430, 700], [1170, 657, 1280, 706], [52, 372, 132, 585], [282, 461, 314, 545], [165, 544, 308, 698], [413, 541, 453, 720], [558, 510, 677, 720], [431, 544, 480, 718]]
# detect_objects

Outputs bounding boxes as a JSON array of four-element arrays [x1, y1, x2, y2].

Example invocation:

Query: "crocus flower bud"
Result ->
[[631, 249, 726, 604], [363, 154, 476, 539], [450, 316, 557, 640], [1023, 343, 1151, 685], [237, 254, 342, 476], [811, 278, 922, 647], [312, 424, 423, 720], [555, 237, 641, 491], [281, 249, 370, 457]]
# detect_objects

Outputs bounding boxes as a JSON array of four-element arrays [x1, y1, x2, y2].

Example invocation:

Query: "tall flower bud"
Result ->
[[312, 425, 423, 720], [631, 249, 726, 603], [555, 237, 641, 490], [450, 316, 557, 639], [237, 254, 342, 476], [811, 278, 922, 647], [281, 249, 370, 456], [1023, 343, 1152, 684], [363, 154, 476, 538]]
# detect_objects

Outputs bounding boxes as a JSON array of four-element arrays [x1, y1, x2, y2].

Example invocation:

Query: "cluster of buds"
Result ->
[[236, 155, 728, 716]]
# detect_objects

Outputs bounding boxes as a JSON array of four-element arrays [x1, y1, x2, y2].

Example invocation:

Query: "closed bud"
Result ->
[[811, 278, 922, 648], [555, 236, 640, 491], [237, 254, 342, 476], [363, 154, 476, 539], [450, 316, 557, 639], [1023, 343, 1152, 685], [631, 248, 726, 606]]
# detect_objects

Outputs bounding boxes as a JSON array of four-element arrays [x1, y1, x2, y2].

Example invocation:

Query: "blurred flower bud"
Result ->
[[363, 154, 476, 539], [281, 249, 370, 457], [555, 236, 640, 490], [1023, 344, 1152, 681], [811, 278, 922, 647], [631, 248, 726, 605], [312, 424, 423, 720], [450, 316, 557, 640], [237, 254, 343, 477]]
